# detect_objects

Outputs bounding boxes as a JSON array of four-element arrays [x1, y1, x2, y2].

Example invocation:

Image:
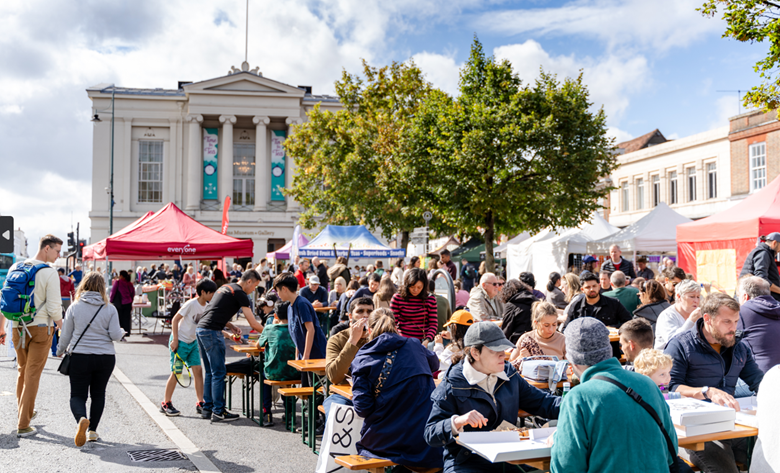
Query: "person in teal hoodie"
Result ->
[[551, 317, 686, 473]]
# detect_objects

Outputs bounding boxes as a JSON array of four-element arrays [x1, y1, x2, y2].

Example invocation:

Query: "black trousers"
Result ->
[[68, 353, 115, 431], [114, 302, 132, 335]]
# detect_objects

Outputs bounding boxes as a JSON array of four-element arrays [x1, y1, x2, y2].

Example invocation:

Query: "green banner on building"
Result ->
[[203, 128, 219, 200], [270, 130, 286, 201]]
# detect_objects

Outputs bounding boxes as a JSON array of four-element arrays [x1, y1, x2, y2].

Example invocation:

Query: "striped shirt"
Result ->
[[390, 293, 438, 341]]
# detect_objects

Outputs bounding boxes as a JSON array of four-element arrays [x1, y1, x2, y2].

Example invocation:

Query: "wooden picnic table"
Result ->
[[677, 424, 758, 451], [313, 306, 333, 313], [330, 378, 441, 402], [287, 359, 327, 374], [228, 343, 265, 425], [288, 358, 328, 453]]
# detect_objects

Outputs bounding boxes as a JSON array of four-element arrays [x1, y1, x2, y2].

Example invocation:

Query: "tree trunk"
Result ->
[[401, 230, 410, 257], [484, 212, 495, 274]]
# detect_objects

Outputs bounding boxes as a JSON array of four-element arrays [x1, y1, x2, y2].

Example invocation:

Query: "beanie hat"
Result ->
[[564, 317, 612, 366]]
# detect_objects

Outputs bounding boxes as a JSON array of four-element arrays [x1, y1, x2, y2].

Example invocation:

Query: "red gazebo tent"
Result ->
[[677, 175, 780, 292], [83, 203, 254, 261]]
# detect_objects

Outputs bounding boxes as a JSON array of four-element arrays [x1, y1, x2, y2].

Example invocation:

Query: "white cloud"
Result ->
[[607, 126, 633, 143], [0, 172, 91, 250], [477, 0, 722, 53], [412, 51, 462, 95], [494, 40, 650, 121], [711, 95, 741, 129]]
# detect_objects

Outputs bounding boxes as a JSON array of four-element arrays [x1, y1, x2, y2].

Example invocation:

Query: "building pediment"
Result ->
[[184, 69, 305, 98]]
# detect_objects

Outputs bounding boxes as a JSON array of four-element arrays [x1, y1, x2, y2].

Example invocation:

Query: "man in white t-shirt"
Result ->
[[160, 278, 217, 416]]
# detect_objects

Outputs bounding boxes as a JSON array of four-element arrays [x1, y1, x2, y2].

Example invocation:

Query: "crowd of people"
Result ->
[[2, 235, 780, 472]]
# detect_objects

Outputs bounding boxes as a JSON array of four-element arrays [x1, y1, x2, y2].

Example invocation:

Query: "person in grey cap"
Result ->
[[299, 274, 328, 308], [739, 233, 780, 302], [425, 322, 561, 473], [550, 317, 684, 473]]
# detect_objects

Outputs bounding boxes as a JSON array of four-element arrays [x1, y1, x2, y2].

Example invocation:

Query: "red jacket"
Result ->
[[59, 275, 75, 299], [295, 270, 306, 289]]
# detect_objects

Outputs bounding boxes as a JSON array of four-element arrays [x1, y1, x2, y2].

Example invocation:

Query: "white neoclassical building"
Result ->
[[87, 62, 341, 265]]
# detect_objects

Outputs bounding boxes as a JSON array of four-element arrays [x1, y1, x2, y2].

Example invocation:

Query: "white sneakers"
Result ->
[[87, 430, 99, 442]]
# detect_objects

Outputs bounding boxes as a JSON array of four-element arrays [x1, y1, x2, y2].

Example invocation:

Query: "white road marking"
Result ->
[[112, 366, 221, 473]]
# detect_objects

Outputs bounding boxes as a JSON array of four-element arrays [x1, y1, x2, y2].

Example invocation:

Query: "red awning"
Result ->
[[677, 175, 780, 243], [83, 203, 254, 261]]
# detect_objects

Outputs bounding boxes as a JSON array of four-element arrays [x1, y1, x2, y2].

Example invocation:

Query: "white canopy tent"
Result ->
[[586, 203, 692, 254], [481, 232, 531, 259], [507, 213, 619, 282]]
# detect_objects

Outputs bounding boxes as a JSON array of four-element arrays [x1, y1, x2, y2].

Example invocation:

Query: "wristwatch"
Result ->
[[701, 386, 710, 400]]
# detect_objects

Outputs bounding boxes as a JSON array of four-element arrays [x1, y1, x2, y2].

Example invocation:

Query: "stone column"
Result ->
[[285, 117, 302, 210], [219, 115, 236, 209], [253, 116, 270, 211], [185, 114, 203, 211]]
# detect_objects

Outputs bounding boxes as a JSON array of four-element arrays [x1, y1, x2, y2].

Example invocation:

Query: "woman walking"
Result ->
[[109, 270, 134, 339], [390, 268, 438, 345], [57, 272, 125, 446]]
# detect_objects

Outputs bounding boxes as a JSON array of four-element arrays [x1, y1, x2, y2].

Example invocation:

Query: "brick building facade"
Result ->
[[729, 109, 780, 197]]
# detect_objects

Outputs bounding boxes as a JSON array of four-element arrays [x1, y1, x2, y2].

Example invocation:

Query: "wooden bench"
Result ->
[[335, 455, 397, 473], [264, 379, 299, 387], [225, 372, 246, 412], [318, 404, 326, 414], [279, 387, 314, 398]]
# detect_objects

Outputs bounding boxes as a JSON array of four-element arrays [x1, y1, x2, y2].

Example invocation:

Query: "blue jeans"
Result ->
[[322, 393, 352, 421], [733, 378, 754, 398], [196, 328, 226, 414]]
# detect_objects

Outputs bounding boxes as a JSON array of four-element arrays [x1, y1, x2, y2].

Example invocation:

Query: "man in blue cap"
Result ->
[[740, 232, 780, 302]]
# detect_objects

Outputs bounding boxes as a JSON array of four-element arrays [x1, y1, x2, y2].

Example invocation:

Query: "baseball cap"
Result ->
[[582, 255, 598, 263], [765, 232, 780, 243], [443, 309, 475, 328], [308, 275, 321, 284], [463, 322, 516, 351]]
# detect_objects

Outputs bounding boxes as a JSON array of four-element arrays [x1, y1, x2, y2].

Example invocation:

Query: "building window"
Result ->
[[636, 178, 644, 210], [687, 167, 697, 202], [707, 163, 717, 199], [669, 171, 678, 204], [232, 143, 255, 209], [652, 175, 660, 207], [750, 142, 767, 192], [621, 182, 629, 212], [138, 141, 163, 203]]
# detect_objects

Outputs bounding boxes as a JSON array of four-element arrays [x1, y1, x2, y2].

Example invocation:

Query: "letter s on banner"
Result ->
[[315, 403, 365, 473]]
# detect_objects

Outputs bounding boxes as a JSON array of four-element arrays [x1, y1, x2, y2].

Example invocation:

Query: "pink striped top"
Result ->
[[390, 293, 438, 342]]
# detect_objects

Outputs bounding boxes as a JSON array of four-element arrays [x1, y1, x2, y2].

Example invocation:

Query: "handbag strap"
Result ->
[[69, 304, 105, 353], [593, 375, 679, 472]]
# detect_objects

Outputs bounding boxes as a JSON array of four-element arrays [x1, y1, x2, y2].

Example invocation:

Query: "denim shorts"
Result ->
[[170, 336, 201, 370]]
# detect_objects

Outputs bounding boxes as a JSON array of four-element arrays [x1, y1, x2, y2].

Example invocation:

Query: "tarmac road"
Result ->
[[0, 321, 319, 473]]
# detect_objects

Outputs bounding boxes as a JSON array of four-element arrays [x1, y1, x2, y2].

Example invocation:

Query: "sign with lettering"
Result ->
[[315, 404, 365, 473], [203, 128, 219, 200], [270, 130, 286, 201]]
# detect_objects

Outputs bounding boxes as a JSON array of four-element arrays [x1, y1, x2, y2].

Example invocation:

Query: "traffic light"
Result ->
[[67, 232, 76, 253], [77, 240, 86, 258]]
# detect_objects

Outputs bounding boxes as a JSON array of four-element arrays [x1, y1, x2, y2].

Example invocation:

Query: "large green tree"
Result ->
[[284, 60, 442, 249], [404, 38, 617, 272], [700, 0, 780, 110]]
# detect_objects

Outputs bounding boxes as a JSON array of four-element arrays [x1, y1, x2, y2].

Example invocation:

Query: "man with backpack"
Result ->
[[459, 259, 478, 293], [0, 234, 64, 438]]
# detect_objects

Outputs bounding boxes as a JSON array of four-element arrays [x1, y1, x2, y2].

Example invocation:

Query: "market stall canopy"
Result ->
[[82, 203, 254, 261], [481, 233, 532, 259], [427, 236, 461, 256], [266, 233, 310, 261], [507, 212, 619, 281], [451, 237, 484, 261], [298, 225, 405, 258], [587, 203, 692, 254], [677, 174, 780, 291]]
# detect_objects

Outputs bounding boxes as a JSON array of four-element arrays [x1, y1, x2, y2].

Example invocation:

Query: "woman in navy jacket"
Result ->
[[350, 309, 443, 469], [425, 322, 561, 473]]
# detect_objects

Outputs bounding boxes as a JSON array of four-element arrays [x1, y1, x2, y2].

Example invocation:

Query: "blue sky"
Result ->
[[0, 0, 767, 247]]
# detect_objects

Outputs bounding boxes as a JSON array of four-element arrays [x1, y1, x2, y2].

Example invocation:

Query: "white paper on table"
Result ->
[[458, 428, 556, 463], [737, 396, 757, 411]]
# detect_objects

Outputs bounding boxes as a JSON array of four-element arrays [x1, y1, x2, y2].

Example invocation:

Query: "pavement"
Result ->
[[0, 318, 319, 473]]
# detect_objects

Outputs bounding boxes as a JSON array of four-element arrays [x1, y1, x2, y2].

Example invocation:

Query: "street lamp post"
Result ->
[[92, 85, 116, 279]]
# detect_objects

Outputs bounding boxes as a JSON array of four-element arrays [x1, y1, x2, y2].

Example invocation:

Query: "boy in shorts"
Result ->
[[161, 278, 217, 416]]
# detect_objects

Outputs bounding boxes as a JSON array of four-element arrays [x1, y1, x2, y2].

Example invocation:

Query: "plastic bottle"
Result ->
[[562, 382, 571, 398]]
